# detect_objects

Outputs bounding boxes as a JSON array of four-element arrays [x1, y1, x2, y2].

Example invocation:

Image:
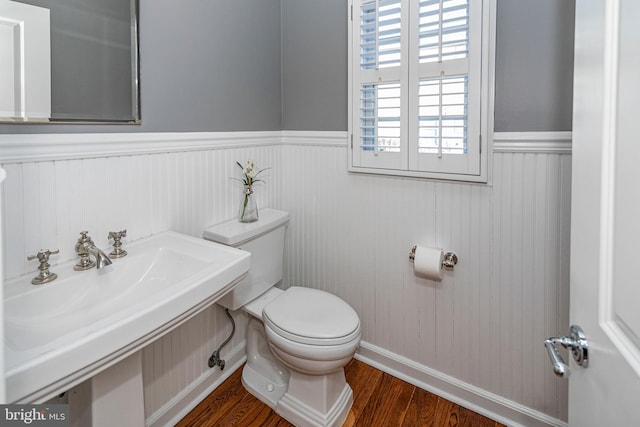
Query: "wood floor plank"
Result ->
[[233, 395, 276, 426], [458, 406, 500, 427], [385, 381, 416, 426], [178, 359, 507, 427], [175, 368, 246, 427], [400, 385, 438, 426], [433, 397, 464, 427], [259, 415, 295, 427], [214, 393, 273, 426], [344, 358, 384, 419], [354, 372, 410, 426]]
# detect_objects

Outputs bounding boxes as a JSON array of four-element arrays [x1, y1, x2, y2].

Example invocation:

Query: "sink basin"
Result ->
[[4, 231, 250, 403]]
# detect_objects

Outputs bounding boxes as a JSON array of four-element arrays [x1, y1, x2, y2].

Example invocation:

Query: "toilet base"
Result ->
[[242, 363, 288, 409], [242, 317, 290, 409], [276, 370, 353, 427], [242, 305, 355, 426]]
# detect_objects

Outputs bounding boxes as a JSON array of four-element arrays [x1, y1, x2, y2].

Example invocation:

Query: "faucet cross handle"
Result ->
[[74, 231, 97, 270], [108, 229, 127, 240], [27, 248, 60, 263], [27, 249, 59, 285], [108, 229, 128, 258], [78, 230, 92, 242]]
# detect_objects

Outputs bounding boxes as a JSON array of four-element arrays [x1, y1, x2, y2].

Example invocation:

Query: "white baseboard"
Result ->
[[144, 339, 567, 427], [145, 341, 247, 427], [355, 341, 568, 427]]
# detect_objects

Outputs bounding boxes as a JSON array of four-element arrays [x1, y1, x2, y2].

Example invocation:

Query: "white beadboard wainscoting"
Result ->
[[280, 131, 571, 426], [0, 132, 284, 280], [0, 132, 283, 425], [0, 131, 570, 426]]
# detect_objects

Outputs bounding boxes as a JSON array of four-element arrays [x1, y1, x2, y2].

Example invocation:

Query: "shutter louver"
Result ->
[[418, 0, 469, 64], [418, 76, 468, 155], [360, 82, 401, 152], [360, 0, 402, 69]]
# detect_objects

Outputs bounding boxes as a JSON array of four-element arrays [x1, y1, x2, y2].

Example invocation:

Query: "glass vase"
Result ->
[[238, 185, 258, 223]]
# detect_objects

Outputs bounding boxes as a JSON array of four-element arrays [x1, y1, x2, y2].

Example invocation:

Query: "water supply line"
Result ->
[[208, 308, 235, 370]]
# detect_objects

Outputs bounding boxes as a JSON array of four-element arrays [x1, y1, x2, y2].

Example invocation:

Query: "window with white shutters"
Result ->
[[349, 0, 493, 181]]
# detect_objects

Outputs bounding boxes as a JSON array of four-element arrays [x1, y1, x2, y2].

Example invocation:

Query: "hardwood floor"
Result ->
[[177, 359, 506, 427]]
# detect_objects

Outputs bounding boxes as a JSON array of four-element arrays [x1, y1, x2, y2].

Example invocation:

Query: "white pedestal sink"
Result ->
[[4, 231, 250, 407]]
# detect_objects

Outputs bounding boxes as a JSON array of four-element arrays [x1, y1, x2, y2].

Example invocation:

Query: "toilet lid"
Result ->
[[262, 287, 360, 346]]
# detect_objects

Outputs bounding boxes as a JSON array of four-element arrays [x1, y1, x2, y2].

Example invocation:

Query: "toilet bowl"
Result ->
[[262, 286, 361, 375], [203, 209, 361, 427]]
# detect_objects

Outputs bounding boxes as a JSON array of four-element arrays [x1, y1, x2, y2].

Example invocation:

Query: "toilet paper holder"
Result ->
[[409, 245, 458, 271]]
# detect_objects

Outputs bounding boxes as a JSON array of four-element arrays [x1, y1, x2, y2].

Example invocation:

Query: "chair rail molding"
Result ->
[[493, 131, 572, 154], [0, 132, 282, 164], [280, 130, 348, 147], [0, 130, 571, 164]]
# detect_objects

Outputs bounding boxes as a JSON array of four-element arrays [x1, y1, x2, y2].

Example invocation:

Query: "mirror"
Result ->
[[0, 0, 139, 124]]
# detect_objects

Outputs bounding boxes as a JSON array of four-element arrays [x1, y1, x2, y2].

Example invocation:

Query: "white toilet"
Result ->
[[203, 208, 361, 427]]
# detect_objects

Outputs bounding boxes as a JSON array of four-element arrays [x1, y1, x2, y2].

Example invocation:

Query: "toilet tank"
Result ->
[[203, 208, 289, 310]]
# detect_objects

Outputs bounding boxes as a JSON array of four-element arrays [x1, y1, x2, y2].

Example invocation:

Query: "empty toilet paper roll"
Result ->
[[412, 245, 444, 281]]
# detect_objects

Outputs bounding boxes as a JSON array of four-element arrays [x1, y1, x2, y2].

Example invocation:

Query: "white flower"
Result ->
[[235, 160, 268, 186], [244, 162, 256, 178]]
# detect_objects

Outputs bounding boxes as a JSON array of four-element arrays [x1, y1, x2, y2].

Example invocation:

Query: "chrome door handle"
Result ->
[[544, 324, 589, 378]]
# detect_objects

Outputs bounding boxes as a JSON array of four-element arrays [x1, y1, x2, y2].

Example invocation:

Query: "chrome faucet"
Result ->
[[74, 231, 113, 271]]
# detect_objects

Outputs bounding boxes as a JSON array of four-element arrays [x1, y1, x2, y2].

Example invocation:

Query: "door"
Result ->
[[0, 0, 50, 120], [0, 167, 5, 402], [569, 0, 640, 424]]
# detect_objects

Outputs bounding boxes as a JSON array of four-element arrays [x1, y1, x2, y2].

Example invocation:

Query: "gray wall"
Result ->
[[140, 0, 282, 132], [494, 0, 575, 132], [0, 0, 282, 133], [0, 0, 574, 134], [281, 0, 348, 131], [279, 0, 575, 132]]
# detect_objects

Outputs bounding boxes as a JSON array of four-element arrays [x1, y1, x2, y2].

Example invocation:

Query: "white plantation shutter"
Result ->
[[350, 0, 489, 181], [354, 0, 407, 170]]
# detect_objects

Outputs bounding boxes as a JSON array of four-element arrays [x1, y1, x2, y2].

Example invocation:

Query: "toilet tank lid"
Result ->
[[203, 208, 289, 247]]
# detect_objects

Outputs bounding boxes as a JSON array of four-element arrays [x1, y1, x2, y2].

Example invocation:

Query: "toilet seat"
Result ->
[[262, 287, 360, 346]]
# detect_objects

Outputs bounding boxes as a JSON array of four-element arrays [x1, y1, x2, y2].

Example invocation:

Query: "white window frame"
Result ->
[[348, 0, 495, 182]]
